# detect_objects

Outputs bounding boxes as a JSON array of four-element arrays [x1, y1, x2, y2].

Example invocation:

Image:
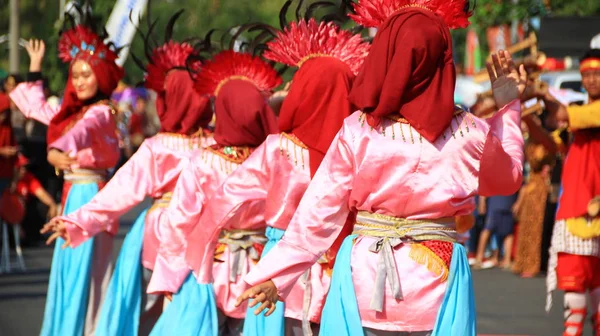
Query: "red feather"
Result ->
[[58, 25, 119, 64], [349, 0, 471, 29], [145, 41, 200, 93], [264, 19, 370, 75], [194, 50, 282, 97]]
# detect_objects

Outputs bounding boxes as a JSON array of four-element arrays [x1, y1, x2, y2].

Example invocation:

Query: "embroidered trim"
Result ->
[[279, 132, 308, 169], [157, 129, 213, 150], [215, 75, 255, 96], [205, 145, 254, 164], [297, 54, 335, 68], [409, 243, 449, 282]]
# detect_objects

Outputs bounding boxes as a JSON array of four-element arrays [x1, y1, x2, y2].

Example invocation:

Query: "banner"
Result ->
[[486, 24, 511, 53], [105, 0, 148, 67], [464, 29, 482, 75]]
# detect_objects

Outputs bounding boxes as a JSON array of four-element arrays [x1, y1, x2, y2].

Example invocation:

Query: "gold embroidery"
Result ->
[[280, 133, 308, 169], [205, 145, 254, 164], [409, 244, 449, 282]]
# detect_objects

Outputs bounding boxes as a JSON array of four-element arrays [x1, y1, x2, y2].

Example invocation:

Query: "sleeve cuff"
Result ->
[[146, 253, 191, 294], [63, 219, 91, 248]]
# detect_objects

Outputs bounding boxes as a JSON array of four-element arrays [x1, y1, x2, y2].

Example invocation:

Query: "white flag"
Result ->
[[105, 0, 148, 67]]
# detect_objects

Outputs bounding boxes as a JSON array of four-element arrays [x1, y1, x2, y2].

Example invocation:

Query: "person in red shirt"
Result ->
[[0, 154, 58, 226], [0, 93, 17, 191]]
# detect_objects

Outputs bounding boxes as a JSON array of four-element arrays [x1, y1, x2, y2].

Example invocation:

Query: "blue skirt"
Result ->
[[320, 236, 476, 336], [150, 274, 218, 336], [95, 208, 148, 336], [243, 226, 285, 336], [40, 182, 100, 336]]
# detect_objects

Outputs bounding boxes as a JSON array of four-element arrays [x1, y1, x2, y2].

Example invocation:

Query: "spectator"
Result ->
[[0, 92, 17, 193]]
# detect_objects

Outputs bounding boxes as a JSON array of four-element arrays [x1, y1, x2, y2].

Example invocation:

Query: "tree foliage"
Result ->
[[1, 0, 599, 93]]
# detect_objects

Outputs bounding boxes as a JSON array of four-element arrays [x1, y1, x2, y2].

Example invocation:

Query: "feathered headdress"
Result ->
[[231, 0, 369, 75], [194, 50, 282, 97], [58, 6, 120, 65], [264, 18, 370, 75], [130, 9, 201, 93], [348, 0, 473, 29]]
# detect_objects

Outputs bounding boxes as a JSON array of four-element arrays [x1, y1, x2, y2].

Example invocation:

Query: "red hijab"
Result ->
[[157, 70, 213, 134], [47, 59, 124, 144], [278, 57, 356, 176], [348, 8, 455, 142], [213, 80, 278, 147]]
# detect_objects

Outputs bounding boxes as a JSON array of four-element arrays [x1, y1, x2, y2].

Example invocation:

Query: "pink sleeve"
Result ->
[[49, 105, 120, 169], [9, 81, 59, 125], [147, 158, 208, 294], [245, 124, 356, 298], [478, 99, 524, 196], [60, 142, 155, 247], [193, 142, 271, 284]]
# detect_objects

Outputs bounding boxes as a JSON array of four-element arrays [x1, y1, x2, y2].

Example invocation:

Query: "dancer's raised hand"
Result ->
[[25, 39, 46, 72], [487, 50, 527, 108]]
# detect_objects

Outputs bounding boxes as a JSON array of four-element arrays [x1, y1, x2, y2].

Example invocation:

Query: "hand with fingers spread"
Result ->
[[40, 218, 71, 248], [486, 50, 528, 109], [236, 280, 280, 316], [25, 39, 46, 73]]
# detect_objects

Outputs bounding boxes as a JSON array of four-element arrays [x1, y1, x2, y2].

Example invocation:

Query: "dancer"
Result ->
[[148, 48, 280, 336], [238, 2, 527, 335], [0, 93, 17, 193], [42, 10, 214, 336], [10, 10, 122, 335], [543, 48, 600, 336], [194, 8, 370, 335]]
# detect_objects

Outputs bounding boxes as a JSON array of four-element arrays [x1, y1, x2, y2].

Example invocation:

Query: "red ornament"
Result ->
[[58, 25, 119, 64], [145, 41, 200, 93], [264, 18, 370, 75], [194, 50, 282, 97], [349, 0, 472, 29]]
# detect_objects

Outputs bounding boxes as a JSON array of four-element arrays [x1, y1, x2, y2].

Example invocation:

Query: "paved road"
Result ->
[[0, 204, 575, 335]]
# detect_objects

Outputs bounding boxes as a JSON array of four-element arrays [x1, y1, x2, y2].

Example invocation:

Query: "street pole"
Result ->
[[9, 0, 20, 73]]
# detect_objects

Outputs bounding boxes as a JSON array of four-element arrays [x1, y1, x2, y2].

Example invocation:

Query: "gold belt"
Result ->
[[149, 192, 173, 213], [217, 229, 267, 282], [352, 211, 456, 313], [63, 169, 107, 184]]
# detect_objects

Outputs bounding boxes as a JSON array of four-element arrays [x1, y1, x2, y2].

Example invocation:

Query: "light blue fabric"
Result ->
[[319, 237, 476, 336], [243, 226, 285, 336], [432, 243, 477, 336], [95, 208, 148, 336], [40, 182, 99, 336], [150, 274, 218, 336], [319, 234, 363, 336]]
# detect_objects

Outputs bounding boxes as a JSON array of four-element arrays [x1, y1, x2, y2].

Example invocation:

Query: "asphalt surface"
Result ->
[[0, 204, 578, 335]]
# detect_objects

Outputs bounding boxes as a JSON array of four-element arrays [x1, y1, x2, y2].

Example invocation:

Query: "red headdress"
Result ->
[[193, 43, 280, 147], [48, 7, 124, 144], [261, 1, 370, 176], [349, 0, 472, 29], [264, 18, 370, 75], [194, 50, 282, 97], [131, 9, 213, 135]]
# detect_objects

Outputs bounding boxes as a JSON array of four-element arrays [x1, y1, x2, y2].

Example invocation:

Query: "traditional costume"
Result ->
[[546, 49, 600, 336], [48, 11, 214, 335], [193, 8, 370, 335], [148, 49, 280, 336], [245, 1, 525, 335], [9, 14, 123, 336]]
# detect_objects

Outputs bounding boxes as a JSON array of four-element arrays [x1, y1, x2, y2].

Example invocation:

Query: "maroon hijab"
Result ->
[[213, 79, 278, 147], [157, 70, 213, 134], [278, 57, 356, 176], [348, 8, 455, 142]]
